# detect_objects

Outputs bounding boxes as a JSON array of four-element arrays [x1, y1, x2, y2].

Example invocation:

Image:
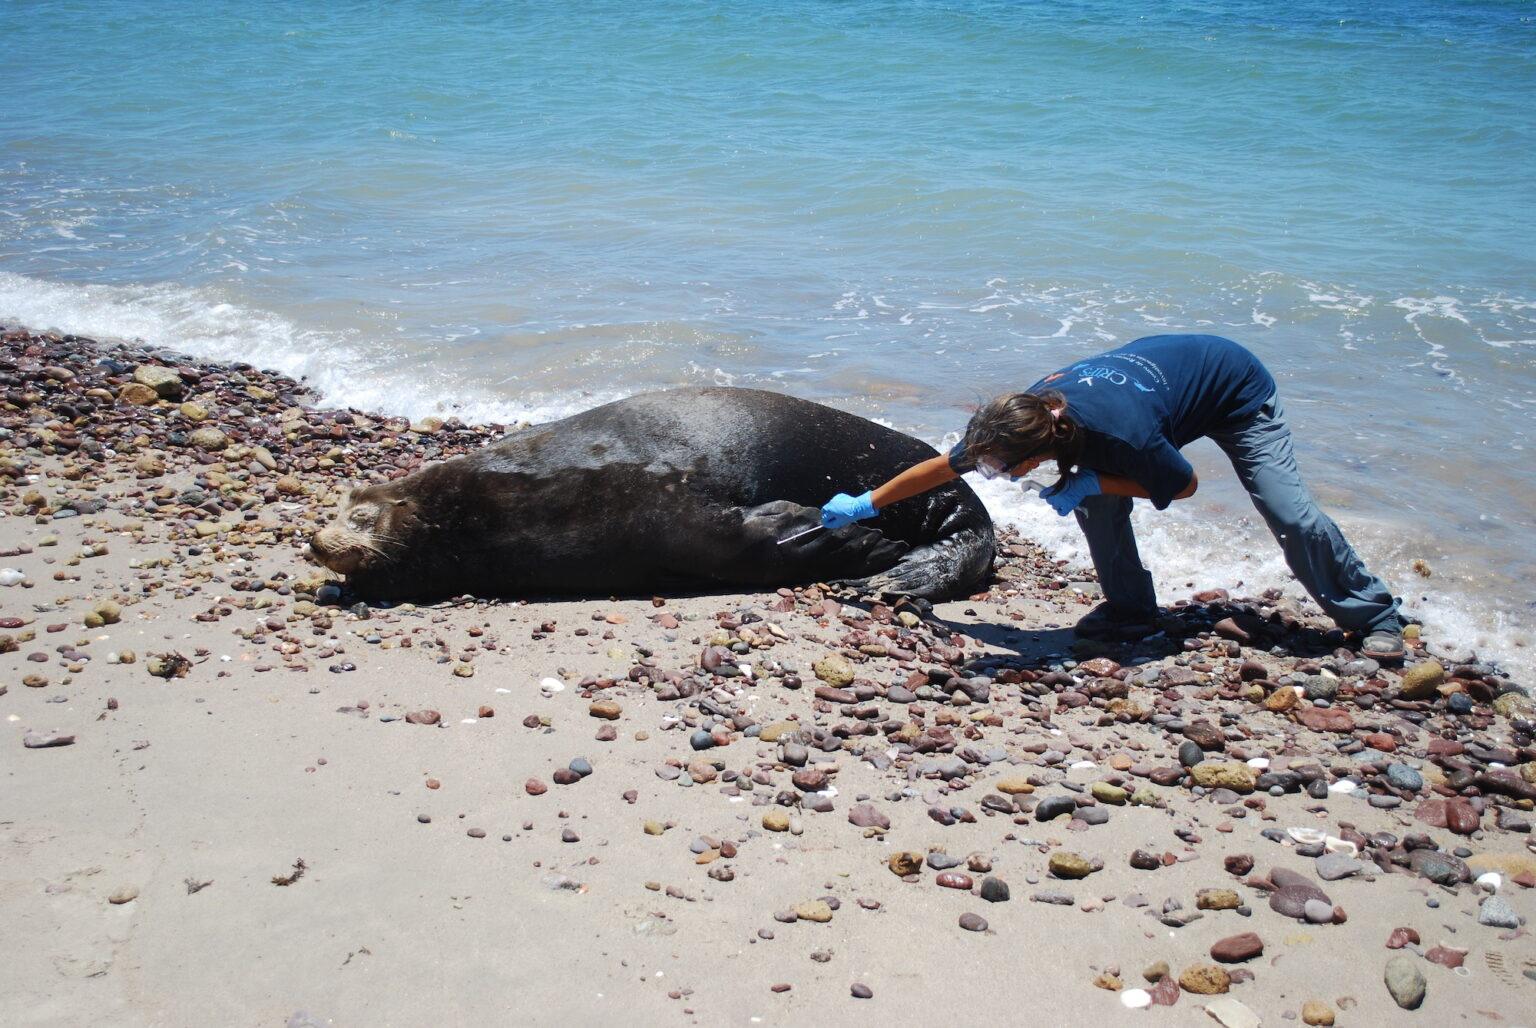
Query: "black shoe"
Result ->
[[1074, 601, 1159, 642]]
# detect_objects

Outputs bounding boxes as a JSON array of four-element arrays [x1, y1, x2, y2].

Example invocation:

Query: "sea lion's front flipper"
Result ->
[[715, 501, 910, 584]]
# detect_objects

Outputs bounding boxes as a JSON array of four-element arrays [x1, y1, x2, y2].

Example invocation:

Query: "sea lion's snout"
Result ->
[[308, 529, 365, 575], [309, 498, 386, 576]]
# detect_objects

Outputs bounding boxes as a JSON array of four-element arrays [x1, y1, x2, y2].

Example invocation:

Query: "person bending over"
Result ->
[[819, 334, 1405, 660]]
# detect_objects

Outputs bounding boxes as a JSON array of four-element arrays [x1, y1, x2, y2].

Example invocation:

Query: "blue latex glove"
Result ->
[[820, 491, 878, 529], [1040, 469, 1101, 516]]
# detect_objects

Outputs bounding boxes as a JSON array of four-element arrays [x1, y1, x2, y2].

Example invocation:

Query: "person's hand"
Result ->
[[820, 491, 878, 529], [1040, 469, 1101, 516]]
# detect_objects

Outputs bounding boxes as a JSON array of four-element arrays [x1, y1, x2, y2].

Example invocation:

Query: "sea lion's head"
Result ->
[[308, 482, 422, 579]]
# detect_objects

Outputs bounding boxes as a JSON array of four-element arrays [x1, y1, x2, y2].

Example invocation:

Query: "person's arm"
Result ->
[[871, 455, 958, 509], [820, 455, 959, 529], [1098, 470, 1199, 502]]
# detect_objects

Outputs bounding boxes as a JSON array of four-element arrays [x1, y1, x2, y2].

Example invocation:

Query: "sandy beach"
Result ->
[[2, 325, 1533, 1027]]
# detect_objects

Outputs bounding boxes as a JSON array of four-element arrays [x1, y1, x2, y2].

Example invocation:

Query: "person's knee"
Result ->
[[1260, 493, 1325, 537]]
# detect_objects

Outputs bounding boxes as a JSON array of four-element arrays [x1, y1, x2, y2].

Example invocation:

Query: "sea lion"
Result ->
[[309, 386, 994, 601]]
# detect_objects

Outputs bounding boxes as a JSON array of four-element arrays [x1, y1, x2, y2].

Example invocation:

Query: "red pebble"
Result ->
[[525, 778, 547, 796], [477, 705, 494, 718], [1425, 944, 1467, 969], [1386, 927, 1420, 949]]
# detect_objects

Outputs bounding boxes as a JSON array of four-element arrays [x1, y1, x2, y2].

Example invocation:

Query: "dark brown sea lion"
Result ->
[[309, 386, 994, 601]]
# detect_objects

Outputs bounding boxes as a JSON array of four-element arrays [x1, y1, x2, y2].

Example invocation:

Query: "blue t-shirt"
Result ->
[[951, 335, 1275, 510]]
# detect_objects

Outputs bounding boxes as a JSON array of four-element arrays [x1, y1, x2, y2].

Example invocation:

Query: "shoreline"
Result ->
[[2, 324, 1533, 1024]]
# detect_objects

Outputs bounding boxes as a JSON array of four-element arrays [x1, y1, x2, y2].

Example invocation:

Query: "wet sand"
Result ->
[[1, 326, 1532, 1026]]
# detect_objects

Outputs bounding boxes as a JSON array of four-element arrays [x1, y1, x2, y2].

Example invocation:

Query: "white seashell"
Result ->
[[1475, 872, 1501, 892], [1324, 836, 1358, 856], [1246, 757, 1270, 770], [1287, 827, 1326, 846], [1120, 989, 1152, 1009]]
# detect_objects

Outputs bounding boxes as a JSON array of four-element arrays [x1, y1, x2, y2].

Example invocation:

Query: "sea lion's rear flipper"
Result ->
[[835, 511, 994, 602]]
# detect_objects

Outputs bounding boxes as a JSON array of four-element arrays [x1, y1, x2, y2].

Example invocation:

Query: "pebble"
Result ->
[[1476, 897, 1519, 929], [1301, 1000, 1336, 1026], [1303, 899, 1334, 924], [1384, 954, 1426, 1010], [793, 901, 833, 923], [1271, 883, 1331, 919], [850, 984, 873, 999], [847, 804, 889, 830], [1177, 964, 1231, 995], [1090, 782, 1127, 805], [980, 876, 1010, 903], [1315, 852, 1363, 881], [957, 912, 988, 932], [1385, 763, 1424, 791], [1048, 852, 1098, 879], [1196, 889, 1240, 912], [1210, 932, 1263, 963], [1035, 796, 1076, 821], [108, 885, 139, 905]]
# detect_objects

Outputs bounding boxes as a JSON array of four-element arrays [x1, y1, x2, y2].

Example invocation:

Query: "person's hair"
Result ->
[[959, 390, 1083, 482]]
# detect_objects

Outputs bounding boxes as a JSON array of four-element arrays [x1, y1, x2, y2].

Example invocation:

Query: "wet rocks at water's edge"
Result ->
[[1, 325, 1533, 1019]]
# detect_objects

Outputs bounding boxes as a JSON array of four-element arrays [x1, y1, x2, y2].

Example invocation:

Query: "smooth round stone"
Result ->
[[1447, 693, 1474, 715], [1315, 853, 1363, 881], [1178, 741, 1203, 768], [1035, 795, 1077, 822], [851, 984, 874, 999], [1076, 805, 1110, 826], [1303, 675, 1338, 700], [1271, 884, 1329, 918], [1369, 795, 1402, 809], [1303, 899, 1335, 924], [1386, 764, 1423, 791], [958, 912, 988, 932], [690, 730, 715, 750], [569, 757, 593, 777]]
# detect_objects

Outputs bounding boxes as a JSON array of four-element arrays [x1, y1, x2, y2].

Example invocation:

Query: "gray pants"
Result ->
[[1075, 393, 1401, 633]]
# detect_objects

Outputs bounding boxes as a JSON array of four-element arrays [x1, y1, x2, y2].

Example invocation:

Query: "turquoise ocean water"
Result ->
[[2, 1, 1533, 669]]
